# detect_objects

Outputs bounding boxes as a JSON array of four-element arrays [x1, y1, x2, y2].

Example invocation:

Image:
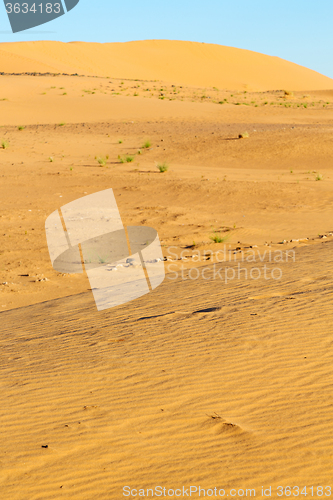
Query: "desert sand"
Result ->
[[0, 40, 333, 499]]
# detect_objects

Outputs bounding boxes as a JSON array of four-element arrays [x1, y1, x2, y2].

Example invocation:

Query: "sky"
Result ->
[[0, 0, 332, 79]]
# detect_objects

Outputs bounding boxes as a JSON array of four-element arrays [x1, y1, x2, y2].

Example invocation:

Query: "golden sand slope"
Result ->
[[1, 44, 333, 499], [1, 241, 333, 499], [1, 39, 333, 90]]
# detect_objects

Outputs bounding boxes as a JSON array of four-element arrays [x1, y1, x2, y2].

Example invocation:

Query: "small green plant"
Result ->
[[142, 140, 151, 149], [49, 157, 54, 162], [97, 157, 107, 166], [1, 140, 9, 149], [157, 162, 169, 173], [315, 173, 323, 181], [118, 155, 134, 163], [18, 125, 25, 131], [210, 231, 229, 243], [58, 122, 65, 126], [118, 139, 123, 144]]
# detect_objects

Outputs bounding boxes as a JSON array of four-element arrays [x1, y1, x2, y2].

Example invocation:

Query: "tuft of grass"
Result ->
[[157, 162, 169, 173], [118, 139, 123, 144], [315, 173, 323, 181], [1, 140, 9, 149], [142, 140, 151, 149], [49, 157, 54, 162], [118, 155, 134, 163], [58, 122, 65, 126], [97, 157, 107, 166], [209, 231, 229, 243], [18, 125, 25, 131], [238, 131, 249, 139]]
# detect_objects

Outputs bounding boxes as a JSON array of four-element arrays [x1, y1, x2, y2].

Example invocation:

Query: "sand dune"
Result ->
[[1, 39, 333, 499], [1, 39, 333, 91], [1, 241, 333, 498]]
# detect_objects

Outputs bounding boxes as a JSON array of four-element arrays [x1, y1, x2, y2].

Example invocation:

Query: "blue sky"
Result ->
[[1, 0, 332, 78]]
